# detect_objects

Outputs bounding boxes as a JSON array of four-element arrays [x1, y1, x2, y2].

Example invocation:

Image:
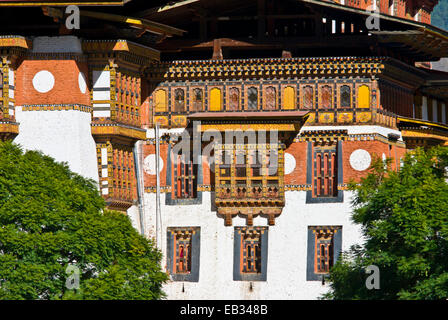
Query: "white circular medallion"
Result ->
[[32, 70, 55, 93], [350, 149, 372, 172], [143, 154, 164, 175], [284, 153, 296, 175], [78, 72, 87, 94]]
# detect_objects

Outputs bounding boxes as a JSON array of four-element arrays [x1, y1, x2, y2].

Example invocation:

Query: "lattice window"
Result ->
[[0, 63, 15, 120], [265, 86, 276, 110], [235, 227, 268, 276], [167, 227, 200, 281], [115, 72, 140, 126], [241, 231, 262, 273], [229, 87, 240, 111], [307, 226, 342, 281], [173, 230, 192, 274], [340, 85, 351, 108], [313, 145, 338, 198], [315, 231, 334, 273], [173, 151, 197, 199], [247, 87, 258, 110], [215, 144, 282, 201], [311, 227, 342, 275]]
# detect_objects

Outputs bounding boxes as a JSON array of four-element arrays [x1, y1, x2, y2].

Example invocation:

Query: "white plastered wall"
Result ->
[[142, 190, 362, 300], [14, 108, 99, 182]]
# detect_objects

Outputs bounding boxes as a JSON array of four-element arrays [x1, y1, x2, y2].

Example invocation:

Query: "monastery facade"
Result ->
[[1, 0, 447, 299]]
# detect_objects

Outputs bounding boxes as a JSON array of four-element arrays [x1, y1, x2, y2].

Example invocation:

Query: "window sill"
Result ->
[[305, 190, 344, 204]]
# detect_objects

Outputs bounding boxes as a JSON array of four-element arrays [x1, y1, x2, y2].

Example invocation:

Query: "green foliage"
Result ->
[[0, 141, 168, 300], [432, 1, 448, 31], [323, 146, 448, 300]]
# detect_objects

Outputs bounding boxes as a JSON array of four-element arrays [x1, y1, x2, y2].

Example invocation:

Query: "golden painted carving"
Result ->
[[0, 36, 31, 49], [0, 122, 19, 141], [318, 112, 334, 124], [199, 123, 298, 132], [172, 115, 187, 127], [357, 112, 372, 123], [154, 116, 169, 127], [305, 113, 316, 124], [91, 124, 146, 140], [337, 112, 353, 123]]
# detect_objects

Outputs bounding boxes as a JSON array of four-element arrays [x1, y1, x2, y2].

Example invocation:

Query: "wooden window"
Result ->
[[247, 87, 258, 110], [315, 231, 334, 274], [307, 226, 342, 281], [304, 86, 314, 109], [174, 231, 192, 274], [321, 85, 332, 109], [215, 145, 281, 202], [313, 145, 338, 198], [167, 227, 200, 282], [340, 85, 351, 108], [209, 88, 222, 111], [265, 86, 276, 110], [229, 87, 240, 111], [154, 89, 167, 112], [284, 86, 295, 110], [192, 88, 203, 111], [358, 85, 370, 108], [174, 88, 185, 112], [234, 227, 268, 281], [241, 231, 262, 273], [173, 152, 197, 199]]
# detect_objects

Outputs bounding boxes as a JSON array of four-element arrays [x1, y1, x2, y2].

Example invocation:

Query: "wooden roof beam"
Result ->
[[79, 10, 186, 37]]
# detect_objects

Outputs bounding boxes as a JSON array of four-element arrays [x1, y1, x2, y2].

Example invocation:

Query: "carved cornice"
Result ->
[[148, 57, 386, 81]]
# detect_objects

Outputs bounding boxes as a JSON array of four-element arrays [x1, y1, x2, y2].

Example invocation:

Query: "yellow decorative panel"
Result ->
[[172, 115, 187, 127], [154, 89, 167, 112], [318, 113, 334, 124], [358, 85, 370, 109], [306, 113, 316, 124], [210, 88, 222, 111], [154, 116, 169, 127], [337, 112, 353, 123], [283, 86, 295, 110], [356, 112, 372, 123]]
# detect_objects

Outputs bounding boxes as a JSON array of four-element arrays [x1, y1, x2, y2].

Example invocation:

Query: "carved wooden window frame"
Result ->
[[307, 226, 342, 281], [167, 227, 200, 282], [234, 227, 268, 281]]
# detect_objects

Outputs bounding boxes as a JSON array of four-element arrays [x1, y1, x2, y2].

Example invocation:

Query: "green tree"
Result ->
[[0, 141, 168, 300], [323, 146, 448, 300]]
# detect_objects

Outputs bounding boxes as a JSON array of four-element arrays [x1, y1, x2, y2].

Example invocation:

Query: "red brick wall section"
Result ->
[[343, 139, 407, 183], [285, 142, 308, 185], [142, 140, 408, 189], [143, 143, 168, 188], [15, 60, 90, 106], [344, 0, 434, 22]]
